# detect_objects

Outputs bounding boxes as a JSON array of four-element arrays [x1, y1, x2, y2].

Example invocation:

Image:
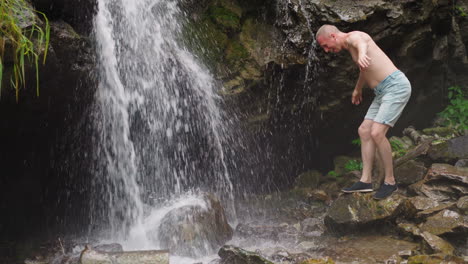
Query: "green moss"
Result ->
[[422, 126, 455, 137], [182, 15, 228, 72], [209, 6, 241, 32], [389, 138, 407, 158], [226, 41, 249, 60], [225, 40, 249, 71], [301, 257, 335, 264], [344, 159, 363, 172]]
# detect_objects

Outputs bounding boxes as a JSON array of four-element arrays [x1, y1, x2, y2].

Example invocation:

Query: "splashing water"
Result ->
[[91, 0, 236, 250]]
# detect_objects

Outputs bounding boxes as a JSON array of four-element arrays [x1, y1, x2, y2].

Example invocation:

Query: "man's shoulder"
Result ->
[[348, 31, 371, 39]]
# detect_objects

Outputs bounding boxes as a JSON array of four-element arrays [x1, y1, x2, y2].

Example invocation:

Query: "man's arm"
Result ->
[[347, 33, 371, 70], [352, 71, 365, 105]]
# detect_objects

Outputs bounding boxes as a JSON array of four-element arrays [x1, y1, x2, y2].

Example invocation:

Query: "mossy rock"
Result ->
[[218, 245, 274, 264], [324, 193, 416, 234], [215, 0, 243, 17], [293, 170, 322, 189], [422, 126, 457, 138], [225, 40, 252, 73], [407, 254, 465, 264], [209, 5, 241, 32], [419, 209, 467, 236], [300, 257, 335, 264], [428, 135, 468, 162], [333, 155, 358, 175], [182, 15, 228, 71]]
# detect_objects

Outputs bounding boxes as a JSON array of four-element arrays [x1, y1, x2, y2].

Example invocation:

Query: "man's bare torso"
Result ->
[[346, 31, 398, 89]]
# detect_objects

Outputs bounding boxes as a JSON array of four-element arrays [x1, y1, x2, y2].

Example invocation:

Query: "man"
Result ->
[[316, 25, 411, 199]]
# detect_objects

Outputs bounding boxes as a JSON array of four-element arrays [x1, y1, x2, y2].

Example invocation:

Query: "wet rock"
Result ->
[[324, 193, 416, 234], [300, 217, 326, 237], [218, 245, 274, 264], [416, 202, 456, 219], [307, 190, 331, 203], [321, 235, 418, 263], [455, 159, 468, 168], [420, 210, 468, 236], [407, 254, 466, 264], [398, 249, 413, 258], [428, 136, 468, 162], [94, 243, 123, 253], [408, 179, 462, 203], [234, 222, 292, 240], [394, 160, 427, 186], [456, 196, 468, 214], [293, 170, 322, 189], [79, 247, 112, 264], [157, 193, 233, 257], [420, 232, 454, 255], [79, 246, 169, 264], [425, 163, 468, 185], [408, 196, 440, 211], [239, 18, 297, 66], [300, 257, 335, 264], [397, 221, 422, 237]]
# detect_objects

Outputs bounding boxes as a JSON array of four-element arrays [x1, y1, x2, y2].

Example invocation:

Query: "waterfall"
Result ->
[[91, 0, 235, 246]]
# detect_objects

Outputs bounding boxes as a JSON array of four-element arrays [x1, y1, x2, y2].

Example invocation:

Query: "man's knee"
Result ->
[[370, 128, 386, 142], [358, 123, 372, 139]]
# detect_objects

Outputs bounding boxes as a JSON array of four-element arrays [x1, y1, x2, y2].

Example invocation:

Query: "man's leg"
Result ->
[[358, 119, 376, 183], [341, 119, 375, 193], [370, 122, 394, 184]]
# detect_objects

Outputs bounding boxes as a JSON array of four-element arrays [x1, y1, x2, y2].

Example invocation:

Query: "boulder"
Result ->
[[408, 196, 440, 211], [397, 222, 421, 237], [408, 164, 468, 202], [157, 193, 233, 257], [394, 160, 427, 186], [425, 163, 468, 185], [324, 193, 416, 234], [416, 202, 456, 219], [456, 196, 468, 214], [428, 136, 468, 162], [420, 209, 468, 236], [218, 245, 274, 264], [420, 232, 454, 255]]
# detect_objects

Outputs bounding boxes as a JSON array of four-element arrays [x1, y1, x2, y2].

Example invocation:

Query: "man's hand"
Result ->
[[358, 54, 371, 70], [352, 89, 362, 105]]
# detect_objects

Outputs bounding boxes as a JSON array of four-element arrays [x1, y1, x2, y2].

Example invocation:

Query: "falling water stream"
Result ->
[[91, 0, 236, 259]]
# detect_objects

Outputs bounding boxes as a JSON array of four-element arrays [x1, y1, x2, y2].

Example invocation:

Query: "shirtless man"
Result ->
[[316, 25, 411, 199]]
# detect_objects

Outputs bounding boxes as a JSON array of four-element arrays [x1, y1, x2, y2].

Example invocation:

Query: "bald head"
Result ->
[[315, 25, 341, 40]]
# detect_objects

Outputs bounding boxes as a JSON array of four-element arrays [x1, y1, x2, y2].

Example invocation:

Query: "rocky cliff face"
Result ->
[[0, 0, 97, 242], [180, 0, 468, 180]]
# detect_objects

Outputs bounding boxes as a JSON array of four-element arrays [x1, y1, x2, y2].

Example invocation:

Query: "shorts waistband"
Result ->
[[374, 70, 404, 94]]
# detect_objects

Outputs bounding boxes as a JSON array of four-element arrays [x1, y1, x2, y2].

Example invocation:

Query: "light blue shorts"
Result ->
[[364, 70, 411, 127]]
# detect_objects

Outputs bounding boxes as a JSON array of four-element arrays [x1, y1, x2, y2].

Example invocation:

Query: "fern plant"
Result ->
[[0, 0, 50, 101], [438, 86, 468, 132]]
